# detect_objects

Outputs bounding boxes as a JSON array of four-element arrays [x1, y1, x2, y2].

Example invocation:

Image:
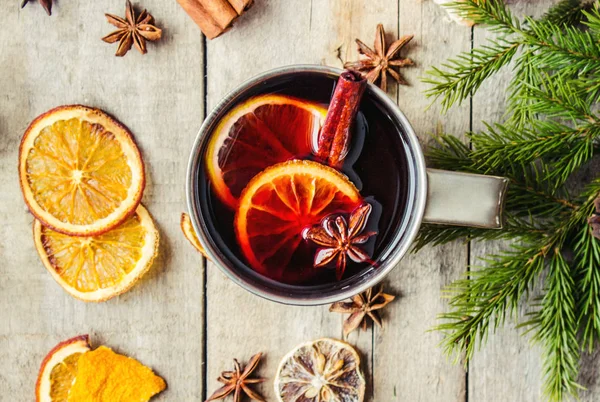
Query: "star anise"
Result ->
[[21, 0, 52, 15], [305, 203, 377, 281], [330, 285, 395, 336], [344, 24, 414, 92], [588, 197, 600, 240], [206, 353, 266, 402], [102, 1, 162, 57]]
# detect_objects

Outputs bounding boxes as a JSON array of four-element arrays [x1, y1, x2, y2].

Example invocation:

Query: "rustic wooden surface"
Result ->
[[1, 1, 599, 401]]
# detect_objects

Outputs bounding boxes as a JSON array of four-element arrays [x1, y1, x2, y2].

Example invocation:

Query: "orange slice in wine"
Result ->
[[206, 95, 327, 209], [235, 160, 362, 283]]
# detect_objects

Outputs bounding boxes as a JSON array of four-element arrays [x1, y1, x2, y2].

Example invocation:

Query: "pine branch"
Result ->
[[423, 39, 519, 111], [413, 218, 543, 251], [523, 18, 600, 76], [541, 0, 593, 27], [506, 50, 542, 128], [469, 121, 600, 188], [517, 71, 598, 122], [445, 0, 521, 33], [422, 3, 600, 399], [424, 0, 599, 111], [583, 2, 600, 34], [436, 242, 546, 363], [530, 251, 581, 401], [573, 223, 600, 352], [427, 133, 578, 216]]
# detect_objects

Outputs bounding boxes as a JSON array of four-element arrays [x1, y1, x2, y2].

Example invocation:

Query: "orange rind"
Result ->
[[34, 204, 159, 302], [206, 94, 327, 209], [19, 105, 145, 236]]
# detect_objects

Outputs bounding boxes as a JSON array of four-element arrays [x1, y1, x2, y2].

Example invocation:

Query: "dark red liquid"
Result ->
[[199, 72, 409, 286]]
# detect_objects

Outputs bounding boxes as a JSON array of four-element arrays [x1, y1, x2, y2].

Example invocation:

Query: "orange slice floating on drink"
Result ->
[[19, 105, 145, 236], [206, 94, 327, 209], [35, 335, 91, 402], [235, 160, 362, 283]]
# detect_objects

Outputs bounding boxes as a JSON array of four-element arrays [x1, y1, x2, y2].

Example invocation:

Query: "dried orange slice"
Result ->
[[274, 338, 366, 402], [35, 335, 91, 402], [235, 160, 361, 283], [181, 212, 208, 258], [206, 94, 327, 209], [19, 105, 145, 236], [34, 204, 159, 302]]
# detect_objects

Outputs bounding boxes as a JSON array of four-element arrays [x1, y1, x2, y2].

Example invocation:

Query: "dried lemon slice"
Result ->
[[274, 338, 366, 402], [35, 335, 91, 402], [19, 105, 145, 236], [34, 204, 159, 302]]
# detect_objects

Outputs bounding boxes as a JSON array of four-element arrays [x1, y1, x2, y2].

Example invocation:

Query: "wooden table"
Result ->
[[2, 1, 600, 401]]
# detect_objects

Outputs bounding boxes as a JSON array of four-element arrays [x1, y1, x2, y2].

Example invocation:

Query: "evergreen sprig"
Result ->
[[421, 1, 600, 400]]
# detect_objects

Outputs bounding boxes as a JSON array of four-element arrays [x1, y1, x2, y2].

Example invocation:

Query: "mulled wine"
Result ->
[[197, 71, 410, 286]]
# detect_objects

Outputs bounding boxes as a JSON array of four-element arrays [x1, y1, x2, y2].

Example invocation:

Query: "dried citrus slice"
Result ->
[[19, 105, 145, 236], [235, 160, 362, 283], [35, 335, 91, 402], [206, 94, 327, 209], [68, 346, 166, 401], [274, 338, 366, 402], [181, 212, 208, 258], [34, 204, 159, 302]]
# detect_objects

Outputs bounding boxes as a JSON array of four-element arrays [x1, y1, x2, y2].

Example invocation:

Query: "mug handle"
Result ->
[[423, 169, 509, 229]]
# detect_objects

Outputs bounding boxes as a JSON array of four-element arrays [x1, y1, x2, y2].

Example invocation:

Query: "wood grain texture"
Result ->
[[0, 2, 203, 400], [370, 1, 470, 401]]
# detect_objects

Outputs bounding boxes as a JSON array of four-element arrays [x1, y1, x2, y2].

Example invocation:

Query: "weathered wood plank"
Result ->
[[370, 1, 471, 401], [0, 2, 204, 400]]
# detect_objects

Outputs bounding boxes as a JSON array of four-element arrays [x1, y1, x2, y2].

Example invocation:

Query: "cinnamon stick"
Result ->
[[177, 0, 249, 39], [316, 70, 367, 169], [227, 0, 254, 15]]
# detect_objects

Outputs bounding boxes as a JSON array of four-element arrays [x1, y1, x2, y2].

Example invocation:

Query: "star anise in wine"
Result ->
[[102, 0, 162, 57], [330, 285, 395, 336], [21, 0, 52, 16], [344, 24, 414, 92], [588, 197, 600, 240], [206, 353, 266, 402], [305, 203, 377, 281]]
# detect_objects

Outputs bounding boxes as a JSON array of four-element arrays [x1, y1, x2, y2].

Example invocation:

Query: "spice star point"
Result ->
[[344, 23, 415, 92]]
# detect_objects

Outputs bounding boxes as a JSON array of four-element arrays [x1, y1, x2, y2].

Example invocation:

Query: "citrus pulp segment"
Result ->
[[235, 160, 362, 283], [36, 335, 91, 402], [205, 94, 327, 209], [34, 204, 159, 302], [19, 105, 145, 236]]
